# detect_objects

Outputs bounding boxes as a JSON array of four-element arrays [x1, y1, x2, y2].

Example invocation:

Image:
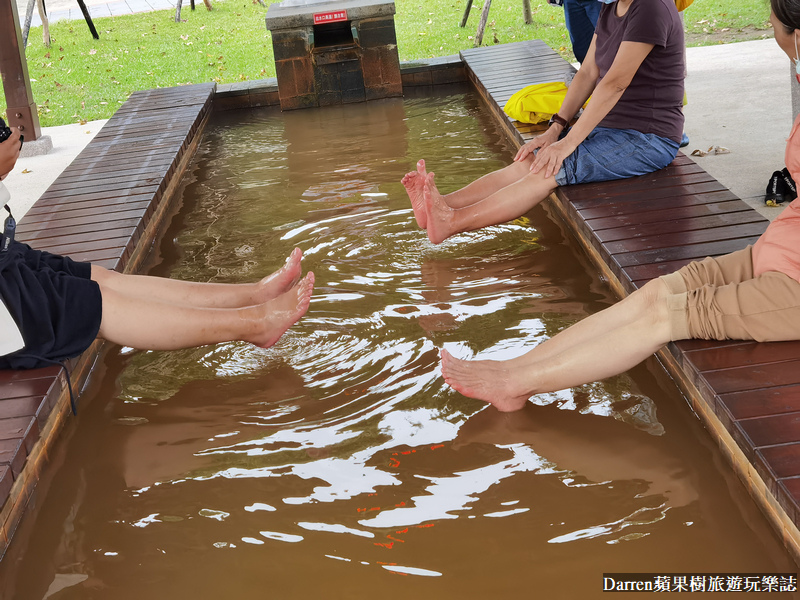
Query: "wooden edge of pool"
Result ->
[[0, 83, 215, 561]]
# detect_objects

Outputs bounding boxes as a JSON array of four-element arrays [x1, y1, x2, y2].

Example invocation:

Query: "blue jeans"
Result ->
[[555, 127, 680, 187], [563, 0, 601, 64]]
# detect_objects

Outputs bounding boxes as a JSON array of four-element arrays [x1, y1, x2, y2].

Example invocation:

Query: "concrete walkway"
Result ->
[[2, 37, 795, 223], [15, 0, 176, 28]]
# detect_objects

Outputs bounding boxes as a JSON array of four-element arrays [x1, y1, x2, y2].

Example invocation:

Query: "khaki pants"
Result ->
[[660, 246, 800, 342]]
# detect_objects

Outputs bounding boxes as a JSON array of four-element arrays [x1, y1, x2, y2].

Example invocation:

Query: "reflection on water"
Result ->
[[0, 88, 795, 599]]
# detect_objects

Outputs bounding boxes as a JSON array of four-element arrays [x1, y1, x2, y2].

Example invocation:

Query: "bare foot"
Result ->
[[251, 272, 315, 348], [401, 159, 428, 228], [423, 173, 457, 245], [255, 247, 303, 303], [440, 349, 530, 412]]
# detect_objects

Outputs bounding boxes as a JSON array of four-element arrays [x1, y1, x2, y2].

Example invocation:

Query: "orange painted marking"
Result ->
[[374, 542, 394, 549], [430, 444, 444, 450], [396, 528, 409, 534], [394, 502, 406, 507], [386, 535, 405, 543]]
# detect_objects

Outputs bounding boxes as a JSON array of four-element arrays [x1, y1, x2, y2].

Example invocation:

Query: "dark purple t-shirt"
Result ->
[[593, 0, 685, 143]]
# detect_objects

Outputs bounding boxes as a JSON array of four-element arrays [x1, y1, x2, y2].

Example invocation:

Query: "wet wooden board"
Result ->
[[0, 82, 215, 555], [461, 41, 800, 544]]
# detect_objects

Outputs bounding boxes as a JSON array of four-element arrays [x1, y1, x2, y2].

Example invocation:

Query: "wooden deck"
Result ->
[[0, 83, 215, 558], [461, 40, 800, 561]]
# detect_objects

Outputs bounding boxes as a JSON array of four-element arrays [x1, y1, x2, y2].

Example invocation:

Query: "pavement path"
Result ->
[[15, 0, 177, 28]]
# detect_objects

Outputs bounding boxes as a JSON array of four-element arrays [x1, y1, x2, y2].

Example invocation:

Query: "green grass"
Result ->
[[1, 0, 772, 127]]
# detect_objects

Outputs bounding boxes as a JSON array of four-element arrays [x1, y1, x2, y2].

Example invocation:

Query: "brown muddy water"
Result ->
[[0, 87, 796, 599]]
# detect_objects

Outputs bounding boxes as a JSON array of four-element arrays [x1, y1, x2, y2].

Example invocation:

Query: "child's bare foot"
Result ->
[[255, 248, 303, 303], [423, 173, 458, 245], [401, 159, 428, 228], [251, 272, 315, 348], [440, 349, 530, 412]]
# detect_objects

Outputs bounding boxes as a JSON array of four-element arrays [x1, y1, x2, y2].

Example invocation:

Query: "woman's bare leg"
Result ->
[[440, 156, 536, 208], [440, 279, 674, 411], [424, 167, 559, 244], [402, 157, 536, 229], [91, 248, 303, 309], [98, 272, 314, 351]]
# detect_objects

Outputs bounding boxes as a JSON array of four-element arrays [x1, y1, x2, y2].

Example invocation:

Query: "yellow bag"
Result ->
[[503, 81, 570, 125], [675, 0, 693, 11]]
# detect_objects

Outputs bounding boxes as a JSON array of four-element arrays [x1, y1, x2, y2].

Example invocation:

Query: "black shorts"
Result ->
[[0, 241, 102, 370]]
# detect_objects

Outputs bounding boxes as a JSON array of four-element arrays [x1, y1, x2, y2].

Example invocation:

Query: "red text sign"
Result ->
[[313, 10, 347, 24]]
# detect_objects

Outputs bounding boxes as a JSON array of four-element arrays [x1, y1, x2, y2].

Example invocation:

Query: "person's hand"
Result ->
[[0, 128, 22, 181], [513, 127, 560, 163], [530, 137, 577, 180]]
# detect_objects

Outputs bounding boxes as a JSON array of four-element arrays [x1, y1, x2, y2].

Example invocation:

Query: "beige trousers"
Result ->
[[660, 246, 800, 342]]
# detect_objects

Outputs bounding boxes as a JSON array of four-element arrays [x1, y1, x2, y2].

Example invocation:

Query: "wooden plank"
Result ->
[[687, 341, 800, 373], [594, 211, 767, 243], [720, 385, 800, 420], [578, 190, 742, 219], [0, 398, 44, 421], [0, 416, 36, 442], [587, 200, 753, 231], [0, 438, 26, 479], [703, 361, 800, 395], [605, 222, 767, 255], [17, 218, 143, 244], [738, 413, 800, 448], [0, 466, 11, 508]]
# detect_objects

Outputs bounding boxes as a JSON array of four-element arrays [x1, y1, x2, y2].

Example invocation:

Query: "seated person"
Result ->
[[403, 0, 685, 244], [0, 123, 314, 370], [439, 3, 800, 411]]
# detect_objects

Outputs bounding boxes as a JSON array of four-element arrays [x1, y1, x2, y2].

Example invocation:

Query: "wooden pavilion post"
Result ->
[[0, 0, 41, 141]]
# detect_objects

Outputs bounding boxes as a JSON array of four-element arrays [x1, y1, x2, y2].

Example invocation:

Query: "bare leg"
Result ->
[[91, 247, 303, 309], [441, 279, 674, 411], [401, 159, 429, 228], [424, 168, 558, 244], [440, 156, 535, 208], [98, 272, 314, 350]]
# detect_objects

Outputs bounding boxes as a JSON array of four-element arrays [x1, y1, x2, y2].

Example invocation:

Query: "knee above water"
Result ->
[[630, 280, 671, 325]]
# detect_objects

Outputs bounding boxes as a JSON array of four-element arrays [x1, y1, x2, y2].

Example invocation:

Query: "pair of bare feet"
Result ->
[[247, 247, 314, 348], [401, 159, 457, 244], [440, 349, 531, 412], [402, 163, 528, 409]]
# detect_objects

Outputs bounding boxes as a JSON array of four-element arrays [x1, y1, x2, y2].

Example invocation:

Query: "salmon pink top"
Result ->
[[752, 113, 800, 281]]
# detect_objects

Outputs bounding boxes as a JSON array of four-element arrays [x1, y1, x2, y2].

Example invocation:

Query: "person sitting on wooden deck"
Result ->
[[0, 126, 314, 371], [439, 1, 800, 412], [403, 0, 685, 245]]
